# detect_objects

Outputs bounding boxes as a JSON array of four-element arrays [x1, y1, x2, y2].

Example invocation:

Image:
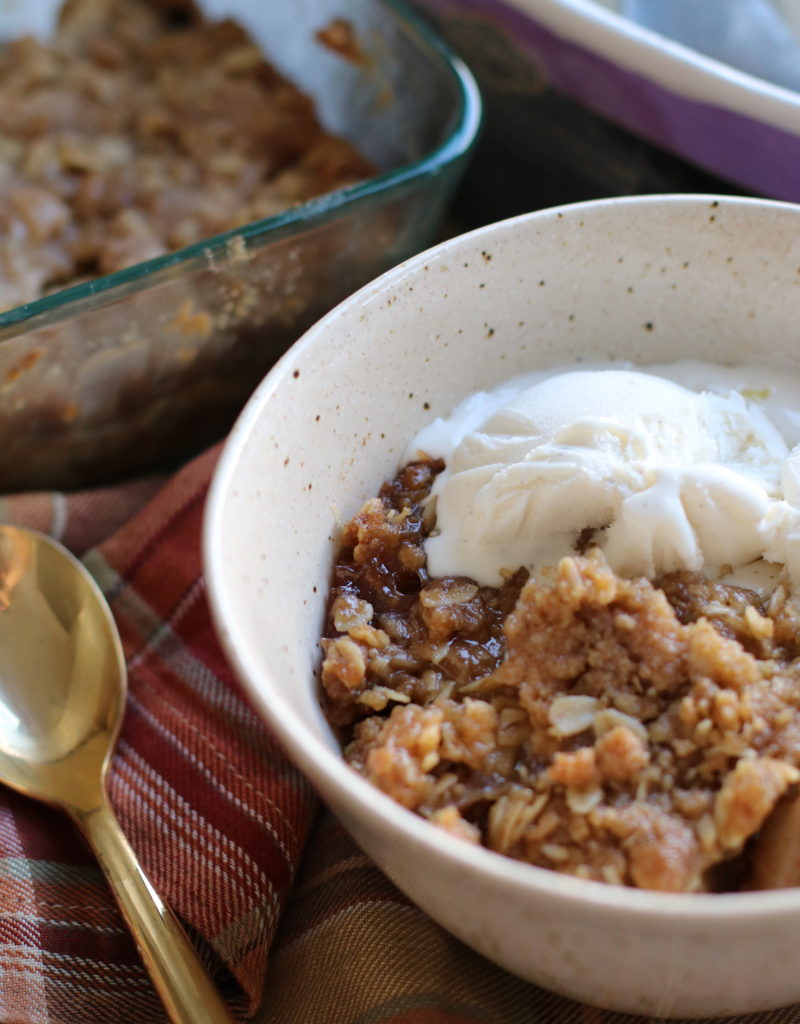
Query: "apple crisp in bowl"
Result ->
[[322, 455, 800, 893], [206, 196, 800, 1017]]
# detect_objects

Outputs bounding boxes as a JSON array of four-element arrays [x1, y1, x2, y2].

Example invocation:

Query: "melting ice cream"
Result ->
[[406, 361, 800, 586]]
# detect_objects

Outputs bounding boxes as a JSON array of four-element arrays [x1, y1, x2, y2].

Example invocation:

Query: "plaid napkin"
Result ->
[[0, 445, 793, 1024], [0, 445, 316, 1024]]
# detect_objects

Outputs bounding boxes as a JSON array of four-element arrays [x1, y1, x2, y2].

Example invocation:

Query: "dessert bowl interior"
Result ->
[[205, 194, 800, 1018]]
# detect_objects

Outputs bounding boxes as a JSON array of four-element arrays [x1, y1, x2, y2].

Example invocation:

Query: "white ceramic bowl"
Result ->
[[205, 194, 800, 1018]]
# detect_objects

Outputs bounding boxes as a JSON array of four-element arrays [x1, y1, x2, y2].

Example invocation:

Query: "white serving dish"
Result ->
[[416, 0, 800, 200], [205, 194, 800, 1018]]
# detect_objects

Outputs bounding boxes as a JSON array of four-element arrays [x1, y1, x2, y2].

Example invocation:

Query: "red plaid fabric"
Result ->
[[0, 446, 316, 1023], [0, 445, 792, 1024]]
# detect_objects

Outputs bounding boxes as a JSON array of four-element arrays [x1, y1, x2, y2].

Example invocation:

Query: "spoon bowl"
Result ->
[[0, 525, 234, 1024], [0, 525, 124, 809]]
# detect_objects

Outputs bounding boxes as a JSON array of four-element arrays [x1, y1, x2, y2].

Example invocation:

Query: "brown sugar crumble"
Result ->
[[315, 18, 367, 65], [321, 458, 800, 893], [0, 0, 374, 312]]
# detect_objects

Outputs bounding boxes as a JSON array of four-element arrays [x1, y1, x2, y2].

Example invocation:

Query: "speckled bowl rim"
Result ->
[[205, 191, 800, 925]]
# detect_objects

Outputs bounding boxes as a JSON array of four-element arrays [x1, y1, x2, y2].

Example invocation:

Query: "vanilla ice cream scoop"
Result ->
[[407, 364, 800, 585]]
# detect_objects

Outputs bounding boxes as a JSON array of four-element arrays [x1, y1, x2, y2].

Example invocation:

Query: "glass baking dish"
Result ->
[[0, 0, 480, 491]]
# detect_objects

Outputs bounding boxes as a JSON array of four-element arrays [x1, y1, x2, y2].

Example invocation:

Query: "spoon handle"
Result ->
[[75, 792, 237, 1024]]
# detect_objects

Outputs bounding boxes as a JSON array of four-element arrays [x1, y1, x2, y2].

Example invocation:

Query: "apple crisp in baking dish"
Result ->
[[0, 0, 373, 311]]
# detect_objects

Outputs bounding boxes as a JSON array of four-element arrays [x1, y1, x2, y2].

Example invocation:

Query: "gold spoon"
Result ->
[[0, 525, 235, 1024]]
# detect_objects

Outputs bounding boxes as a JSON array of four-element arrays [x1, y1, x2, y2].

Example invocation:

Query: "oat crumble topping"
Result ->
[[321, 458, 800, 893]]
